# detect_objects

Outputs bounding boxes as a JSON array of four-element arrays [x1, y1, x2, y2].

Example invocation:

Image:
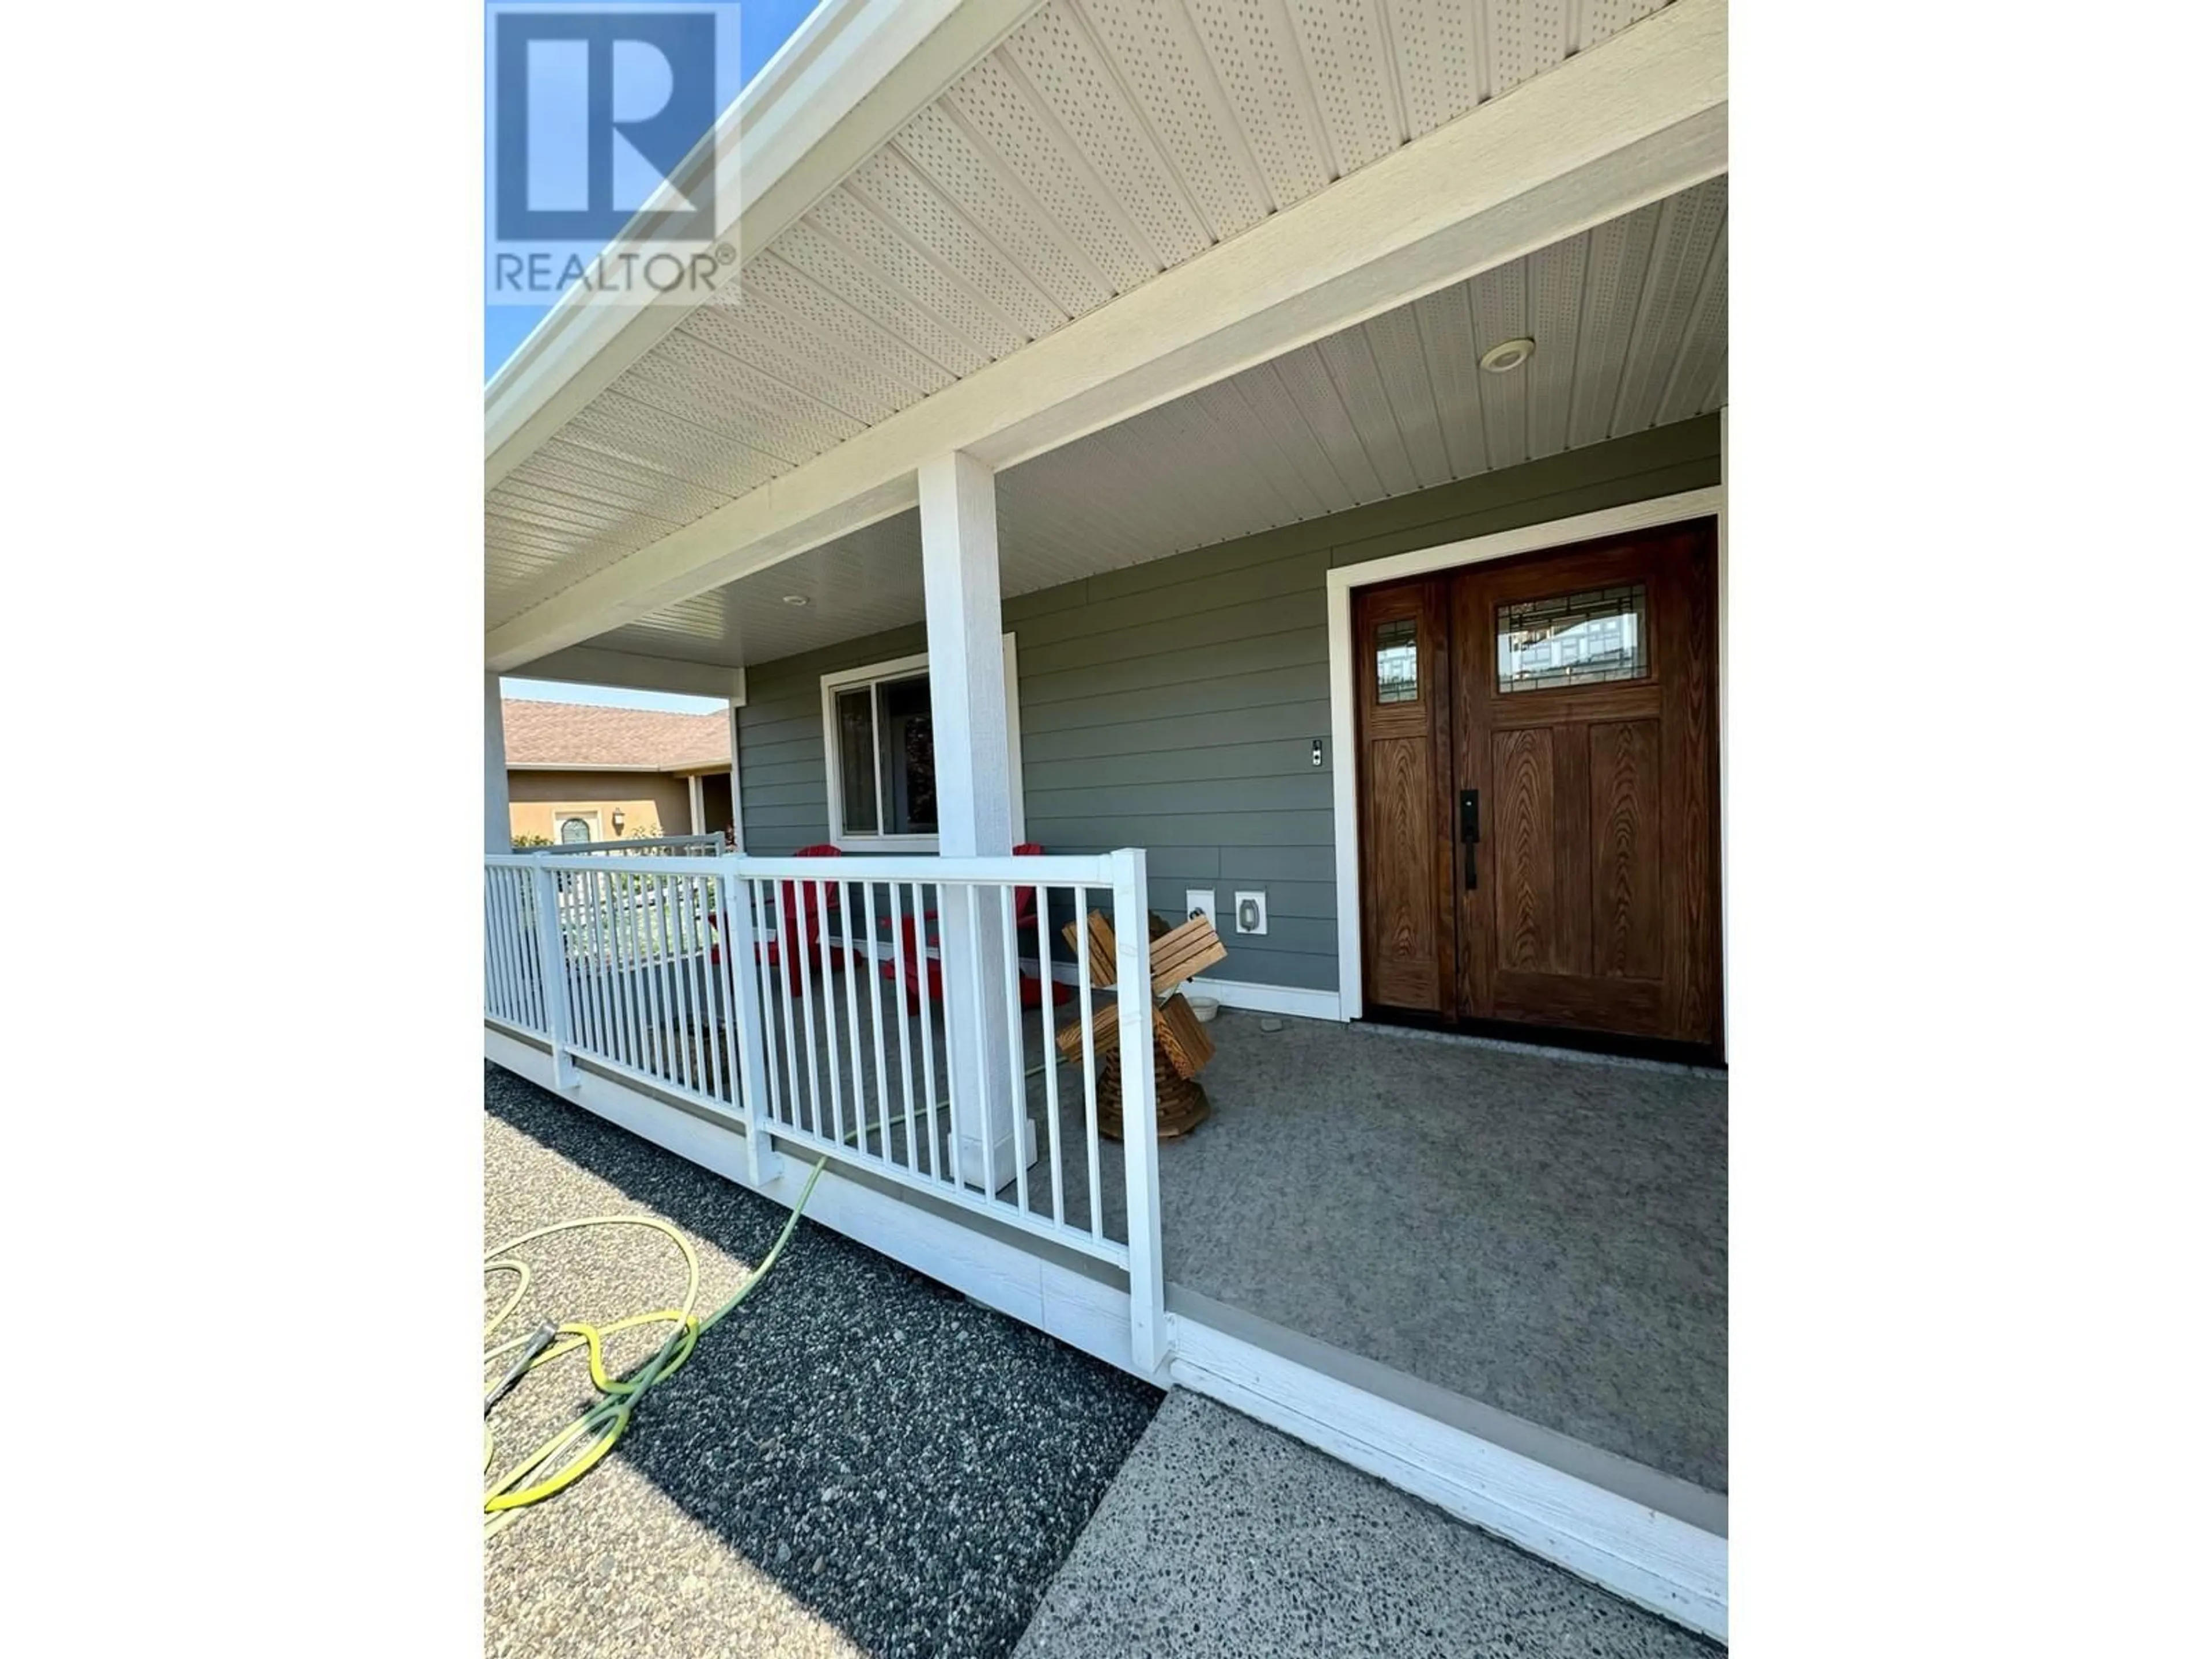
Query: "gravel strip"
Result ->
[[484, 1063, 1162, 1659]]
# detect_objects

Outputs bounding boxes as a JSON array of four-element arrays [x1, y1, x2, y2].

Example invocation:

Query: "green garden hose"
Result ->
[[482, 1154, 828, 1537]]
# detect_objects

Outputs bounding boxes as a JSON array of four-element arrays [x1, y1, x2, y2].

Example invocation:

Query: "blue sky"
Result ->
[[485, 0, 823, 379], [503, 677, 728, 713], [490, 1, 820, 714]]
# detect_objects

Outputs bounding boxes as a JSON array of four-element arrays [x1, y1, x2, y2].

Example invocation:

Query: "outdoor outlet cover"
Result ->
[[1234, 892, 1267, 935], [1185, 889, 1217, 925]]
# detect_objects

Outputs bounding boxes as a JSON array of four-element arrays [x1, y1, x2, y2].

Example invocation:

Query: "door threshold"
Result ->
[[1355, 1016, 1726, 1078]]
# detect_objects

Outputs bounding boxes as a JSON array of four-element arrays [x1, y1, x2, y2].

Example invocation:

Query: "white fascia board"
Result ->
[[507, 762, 692, 774], [483, 0, 1727, 672], [514, 645, 747, 704], [484, 0, 1046, 491]]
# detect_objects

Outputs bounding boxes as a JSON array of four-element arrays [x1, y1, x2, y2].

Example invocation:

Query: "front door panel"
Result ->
[[1453, 524, 1719, 1048], [1351, 518, 1720, 1055]]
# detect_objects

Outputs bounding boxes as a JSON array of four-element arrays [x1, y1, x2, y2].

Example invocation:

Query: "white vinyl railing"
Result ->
[[482, 847, 1165, 1368]]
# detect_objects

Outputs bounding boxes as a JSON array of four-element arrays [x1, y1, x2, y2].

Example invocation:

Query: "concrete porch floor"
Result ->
[[1141, 1012, 1728, 1496]]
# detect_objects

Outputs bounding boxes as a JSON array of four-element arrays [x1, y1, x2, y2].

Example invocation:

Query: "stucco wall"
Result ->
[[506, 769, 694, 845]]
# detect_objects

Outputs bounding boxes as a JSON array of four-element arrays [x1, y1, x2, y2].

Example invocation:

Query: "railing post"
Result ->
[[719, 862, 783, 1185], [532, 858, 578, 1089], [1112, 847, 1168, 1374]]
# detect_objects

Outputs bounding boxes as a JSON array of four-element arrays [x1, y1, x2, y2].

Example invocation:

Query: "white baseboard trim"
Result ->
[[1181, 975, 1342, 1022], [1167, 1310, 1729, 1642]]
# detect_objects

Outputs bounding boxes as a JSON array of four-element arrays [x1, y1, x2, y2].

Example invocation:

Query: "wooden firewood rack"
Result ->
[[1054, 908, 1227, 1140]]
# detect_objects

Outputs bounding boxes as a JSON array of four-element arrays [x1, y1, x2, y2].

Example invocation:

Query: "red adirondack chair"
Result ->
[[709, 844, 851, 993], [881, 843, 1074, 1012]]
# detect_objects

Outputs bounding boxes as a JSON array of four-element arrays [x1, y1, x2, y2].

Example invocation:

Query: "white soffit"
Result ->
[[487, 0, 1683, 635], [585, 173, 1724, 668]]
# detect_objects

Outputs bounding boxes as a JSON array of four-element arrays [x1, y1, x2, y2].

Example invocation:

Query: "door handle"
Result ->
[[1459, 790, 1479, 890]]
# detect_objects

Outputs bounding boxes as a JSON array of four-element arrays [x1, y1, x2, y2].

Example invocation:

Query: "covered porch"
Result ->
[[484, 0, 1729, 1634]]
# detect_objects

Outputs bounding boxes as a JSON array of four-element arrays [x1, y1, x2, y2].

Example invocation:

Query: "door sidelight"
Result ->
[[1459, 789, 1479, 889]]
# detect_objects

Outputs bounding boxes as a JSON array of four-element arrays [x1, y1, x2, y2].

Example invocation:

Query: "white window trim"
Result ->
[[819, 634, 1024, 853]]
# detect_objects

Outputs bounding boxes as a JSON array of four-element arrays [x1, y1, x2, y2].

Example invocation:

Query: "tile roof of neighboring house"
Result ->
[[501, 699, 731, 772]]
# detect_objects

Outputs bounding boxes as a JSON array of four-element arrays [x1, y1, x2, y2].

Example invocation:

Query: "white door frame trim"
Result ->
[[1325, 484, 1728, 1022]]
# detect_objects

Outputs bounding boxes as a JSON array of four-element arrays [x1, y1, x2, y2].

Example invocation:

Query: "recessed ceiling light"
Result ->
[[781, 594, 810, 606], [1480, 337, 1536, 374]]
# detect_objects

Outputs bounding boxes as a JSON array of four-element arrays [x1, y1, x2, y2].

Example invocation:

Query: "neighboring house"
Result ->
[[502, 700, 734, 847], [485, 0, 1728, 1639]]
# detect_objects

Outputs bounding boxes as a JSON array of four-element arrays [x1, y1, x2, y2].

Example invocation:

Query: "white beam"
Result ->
[[483, 0, 1727, 671], [921, 452, 1033, 1186], [511, 644, 747, 704], [484, 673, 510, 854], [485, 0, 1041, 491]]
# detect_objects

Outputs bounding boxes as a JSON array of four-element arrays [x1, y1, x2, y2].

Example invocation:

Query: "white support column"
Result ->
[[484, 673, 510, 855], [920, 450, 1034, 1187], [688, 774, 706, 837]]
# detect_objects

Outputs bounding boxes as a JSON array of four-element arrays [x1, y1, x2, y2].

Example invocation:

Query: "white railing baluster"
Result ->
[[722, 867, 781, 1183], [743, 881, 772, 1118], [528, 869, 548, 1031], [794, 880, 824, 1139], [570, 871, 597, 1052], [676, 874, 706, 1095], [1077, 884, 1103, 1244], [685, 874, 712, 1094], [631, 872, 659, 1079], [766, 880, 801, 1130], [915, 880, 941, 1180], [838, 878, 866, 1152], [1112, 848, 1165, 1372], [817, 879, 846, 1146], [642, 872, 668, 1084], [1037, 882, 1065, 1231], [610, 862, 637, 1070], [593, 862, 619, 1057], [505, 869, 531, 1028], [573, 874, 598, 1050], [657, 873, 683, 1085], [887, 881, 916, 1173], [483, 872, 509, 1025], [1001, 885, 1029, 1218], [965, 891, 995, 1199], [699, 876, 728, 1105], [861, 881, 892, 1162]]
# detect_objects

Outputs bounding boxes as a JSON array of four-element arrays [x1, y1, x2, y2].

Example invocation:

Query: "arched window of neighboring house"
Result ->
[[557, 815, 594, 844]]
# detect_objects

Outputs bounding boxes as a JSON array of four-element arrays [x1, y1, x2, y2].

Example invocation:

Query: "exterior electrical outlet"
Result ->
[[1234, 892, 1267, 935]]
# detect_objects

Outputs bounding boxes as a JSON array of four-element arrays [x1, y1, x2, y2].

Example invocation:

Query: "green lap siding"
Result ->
[[737, 418, 1721, 995]]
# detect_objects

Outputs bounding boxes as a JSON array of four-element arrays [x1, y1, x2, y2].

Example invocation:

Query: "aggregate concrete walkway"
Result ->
[[1014, 1391, 1719, 1659]]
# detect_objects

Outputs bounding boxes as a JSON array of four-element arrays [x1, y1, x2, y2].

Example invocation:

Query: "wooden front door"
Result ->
[[1354, 521, 1721, 1054]]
